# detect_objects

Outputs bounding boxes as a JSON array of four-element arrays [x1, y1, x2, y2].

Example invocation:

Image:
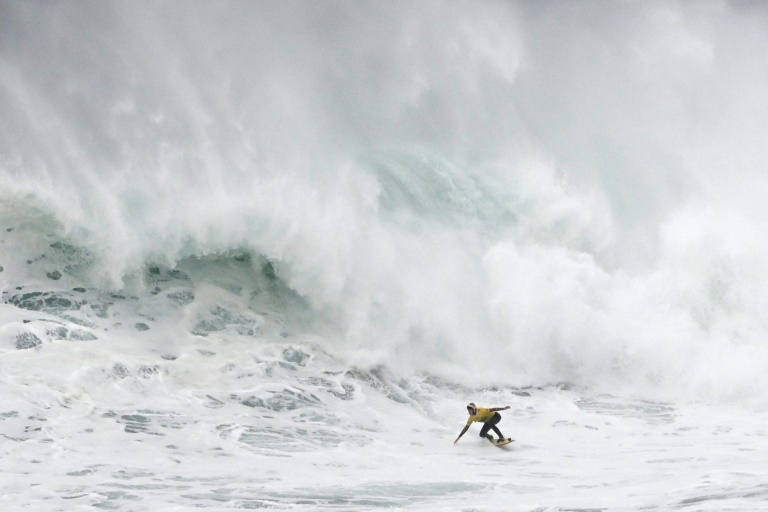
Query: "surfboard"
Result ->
[[491, 438, 514, 447]]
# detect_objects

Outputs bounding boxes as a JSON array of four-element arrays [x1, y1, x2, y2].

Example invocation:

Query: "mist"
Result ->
[[3, 1, 768, 398]]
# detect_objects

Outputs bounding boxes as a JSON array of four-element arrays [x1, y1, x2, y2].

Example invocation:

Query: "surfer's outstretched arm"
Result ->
[[489, 406, 511, 412], [454, 424, 470, 444]]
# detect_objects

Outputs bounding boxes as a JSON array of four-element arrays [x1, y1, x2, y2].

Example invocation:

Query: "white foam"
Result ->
[[4, 3, 768, 508]]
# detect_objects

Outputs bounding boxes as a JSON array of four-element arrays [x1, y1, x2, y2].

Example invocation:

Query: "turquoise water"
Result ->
[[3, 2, 768, 509]]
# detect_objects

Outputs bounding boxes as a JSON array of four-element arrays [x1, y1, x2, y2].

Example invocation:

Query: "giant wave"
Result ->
[[4, 2, 768, 510], [3, 1, 768, 404]]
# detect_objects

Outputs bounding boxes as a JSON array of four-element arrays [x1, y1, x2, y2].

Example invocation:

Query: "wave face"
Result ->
[[3, 1, 768, 403]]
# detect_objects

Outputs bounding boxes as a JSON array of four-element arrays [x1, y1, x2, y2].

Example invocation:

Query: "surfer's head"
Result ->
[[466, 403, 477, 415]]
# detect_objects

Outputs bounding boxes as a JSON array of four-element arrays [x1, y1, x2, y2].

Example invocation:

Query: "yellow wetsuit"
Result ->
[[454, 405, 506, 443], [466, 407, 496, 426]]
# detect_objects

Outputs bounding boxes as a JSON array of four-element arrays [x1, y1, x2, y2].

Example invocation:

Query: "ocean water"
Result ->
[[3, 1, 768, 510]]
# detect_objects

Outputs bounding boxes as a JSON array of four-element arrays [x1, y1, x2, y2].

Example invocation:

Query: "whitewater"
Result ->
[[3, 1, 768, 510]]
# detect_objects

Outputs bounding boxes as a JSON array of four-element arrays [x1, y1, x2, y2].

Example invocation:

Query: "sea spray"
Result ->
[[3, 1, 768, 403]]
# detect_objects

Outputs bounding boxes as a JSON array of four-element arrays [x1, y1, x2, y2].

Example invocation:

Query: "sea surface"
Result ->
[[3, 1, 768, 510]]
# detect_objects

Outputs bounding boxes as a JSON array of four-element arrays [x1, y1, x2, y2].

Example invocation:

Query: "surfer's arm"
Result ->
[[489, 406, 511, 412], [454, 424, 470, 444]]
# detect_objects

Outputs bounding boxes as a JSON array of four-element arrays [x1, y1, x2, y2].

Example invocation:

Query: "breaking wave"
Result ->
[[3, 1, 768, 404]]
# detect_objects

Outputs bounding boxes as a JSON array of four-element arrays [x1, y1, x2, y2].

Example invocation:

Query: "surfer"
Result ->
[[453, 403, 510, 444]]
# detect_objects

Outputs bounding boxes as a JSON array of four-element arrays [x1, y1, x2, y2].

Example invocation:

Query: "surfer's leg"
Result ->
[[488, 413, 504, 440], [478, 422, 493, 441]]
